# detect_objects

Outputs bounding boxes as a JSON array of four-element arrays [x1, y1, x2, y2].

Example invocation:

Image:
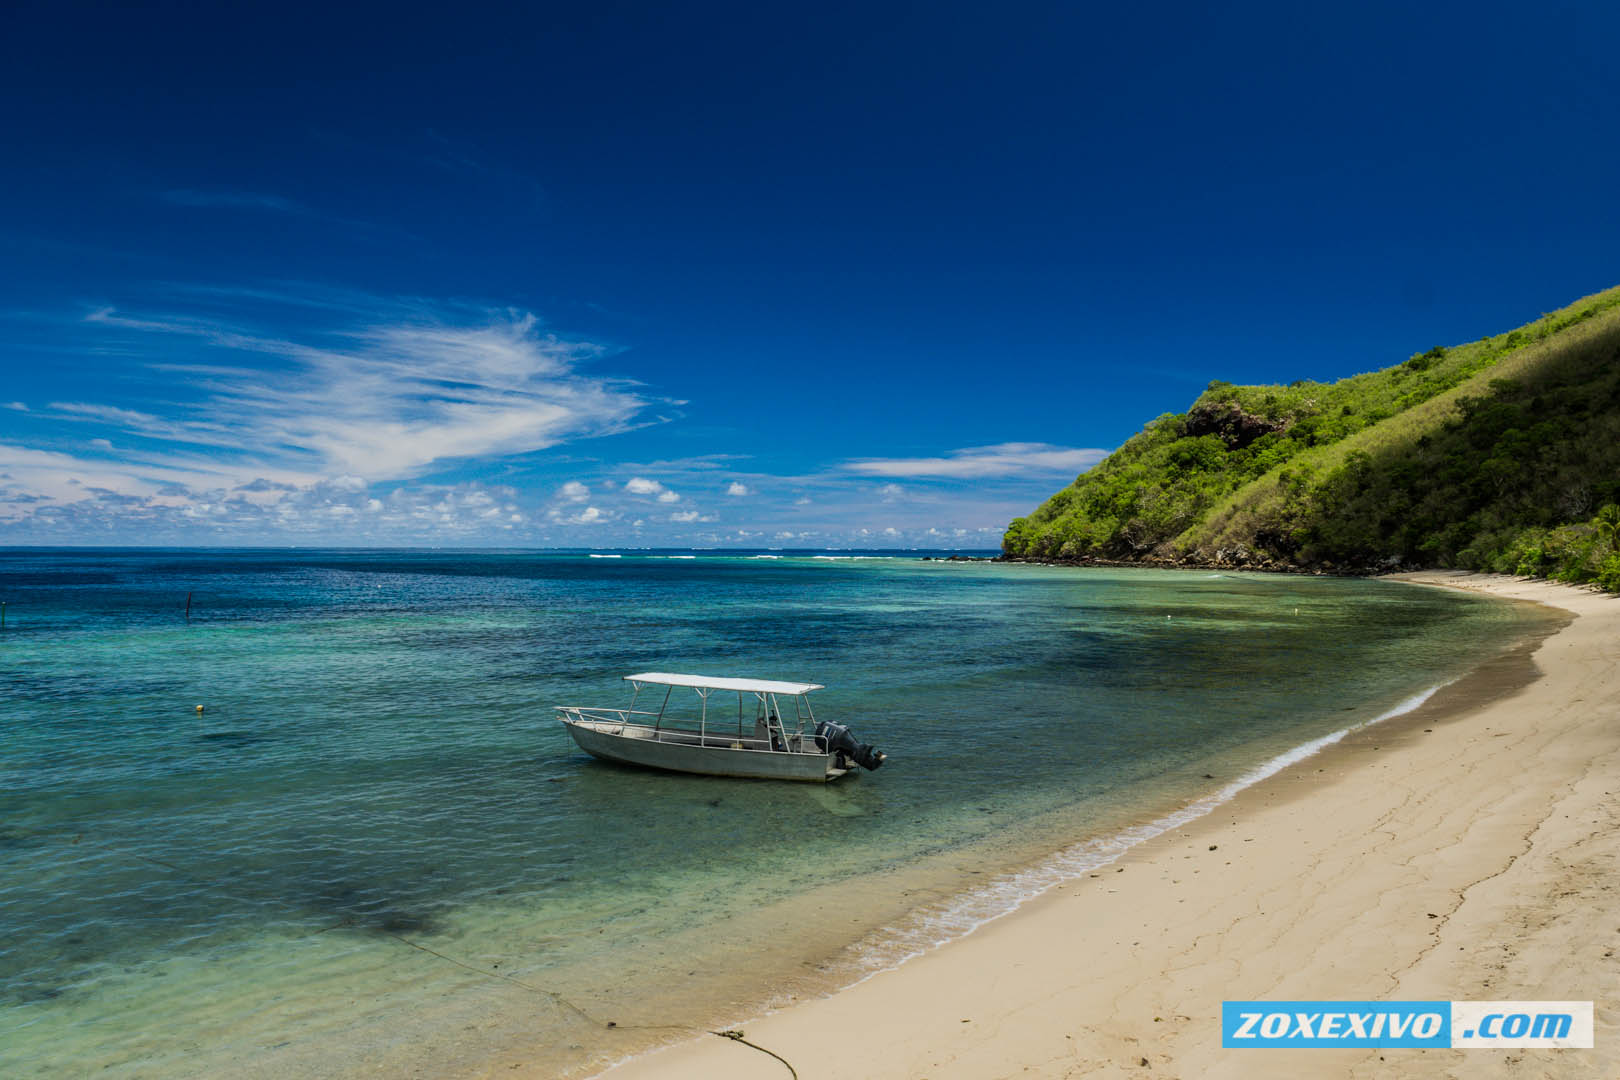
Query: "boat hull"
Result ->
[[561, 719, 847, 781]]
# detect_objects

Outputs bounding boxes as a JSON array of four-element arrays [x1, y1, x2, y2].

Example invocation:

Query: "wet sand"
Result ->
[[589, 573, 1618, 1079]]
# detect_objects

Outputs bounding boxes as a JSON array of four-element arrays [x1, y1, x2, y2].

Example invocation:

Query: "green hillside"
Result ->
[[1003, 284, 1620, 591]]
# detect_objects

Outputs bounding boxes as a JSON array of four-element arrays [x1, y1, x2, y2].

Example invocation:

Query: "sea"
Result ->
[[0, 548, 1555, 1077]]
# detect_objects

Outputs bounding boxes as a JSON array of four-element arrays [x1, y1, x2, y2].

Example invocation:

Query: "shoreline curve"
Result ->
[[584, 572, 1616, 1079]]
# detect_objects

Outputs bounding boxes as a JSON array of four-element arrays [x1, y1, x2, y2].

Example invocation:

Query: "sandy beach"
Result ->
[[592, 572, 1618, 1079]]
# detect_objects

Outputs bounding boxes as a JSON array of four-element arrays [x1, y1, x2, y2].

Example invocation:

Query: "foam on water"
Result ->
[[841, 682, 1448, 978], [810, 555, 898, 560]]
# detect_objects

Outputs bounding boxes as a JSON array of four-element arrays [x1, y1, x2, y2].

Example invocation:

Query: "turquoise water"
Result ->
[[0, 550, 1550, 1077]]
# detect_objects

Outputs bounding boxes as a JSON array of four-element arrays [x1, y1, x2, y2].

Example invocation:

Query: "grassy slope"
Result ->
[[1004, 284, 1620, 590]]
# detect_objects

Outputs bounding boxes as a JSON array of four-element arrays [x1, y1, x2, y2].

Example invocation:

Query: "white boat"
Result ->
[[556, 672, 886, 782]]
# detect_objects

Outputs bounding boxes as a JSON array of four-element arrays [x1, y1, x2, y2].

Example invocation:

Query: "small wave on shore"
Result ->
[[841, 683, 1447, 979]]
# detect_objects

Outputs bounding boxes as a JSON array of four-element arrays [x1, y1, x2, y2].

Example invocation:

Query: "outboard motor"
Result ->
[[814, 720, 887, 771]]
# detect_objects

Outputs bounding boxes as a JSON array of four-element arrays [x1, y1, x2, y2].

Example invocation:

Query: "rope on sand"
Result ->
[[710, 1029, 799, 1079]]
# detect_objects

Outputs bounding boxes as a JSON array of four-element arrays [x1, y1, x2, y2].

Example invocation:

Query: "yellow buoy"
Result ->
[[195, 704, 205, 714]]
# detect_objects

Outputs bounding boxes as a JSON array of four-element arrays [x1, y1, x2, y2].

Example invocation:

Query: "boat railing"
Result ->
[[555, 706, 666, 725], [557, 706, 824, 755]]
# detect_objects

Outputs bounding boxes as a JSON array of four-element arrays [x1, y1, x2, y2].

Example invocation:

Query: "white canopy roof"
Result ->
[[624, 672, 824, 696]]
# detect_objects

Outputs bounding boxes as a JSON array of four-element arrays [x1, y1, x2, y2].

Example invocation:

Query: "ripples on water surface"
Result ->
[[0, 549, 1551, 1076]]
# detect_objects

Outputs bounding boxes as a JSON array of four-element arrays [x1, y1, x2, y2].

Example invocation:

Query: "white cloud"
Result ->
[[71, 303, 648, 484], [551, 505, 608, 525], [626, 476, 682, 504], [0, 465, 534, 541], [843, 442, 1109, 478], [3, 292, 1071, 547], [4, 402, 29, 411], [0, 441, 254, 519]]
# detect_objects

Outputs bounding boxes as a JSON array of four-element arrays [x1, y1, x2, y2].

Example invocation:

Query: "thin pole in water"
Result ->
[[1, 601, 6, 629], [185, 591, 193, 623]]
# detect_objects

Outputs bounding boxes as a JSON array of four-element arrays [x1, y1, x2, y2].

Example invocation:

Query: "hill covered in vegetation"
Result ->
[[1003, 284, 1620, 592]]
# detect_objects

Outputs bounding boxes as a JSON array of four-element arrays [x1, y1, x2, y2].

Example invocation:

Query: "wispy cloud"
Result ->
[[49, 401, 163, 426], [1, 290, 659, 536], [161, 189, 306, 214], [2, 290, 1092, 547], [157, 191, 412, 240], [74, 301, 648, 481], [420, 130, 546, 203], [843, 442, 1108, 479]]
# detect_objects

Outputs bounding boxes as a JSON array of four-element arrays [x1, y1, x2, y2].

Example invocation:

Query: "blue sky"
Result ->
[[3, 1, 1617, 547]]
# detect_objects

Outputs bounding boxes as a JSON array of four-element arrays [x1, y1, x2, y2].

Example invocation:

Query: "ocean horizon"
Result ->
[[0, 548, 1555, 1077]]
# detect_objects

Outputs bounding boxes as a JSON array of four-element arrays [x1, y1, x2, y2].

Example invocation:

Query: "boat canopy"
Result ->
[[623, 672, 824, 696]]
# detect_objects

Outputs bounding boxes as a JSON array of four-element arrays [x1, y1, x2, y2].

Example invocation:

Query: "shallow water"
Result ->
[[0, 550, 1551, 1076]]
